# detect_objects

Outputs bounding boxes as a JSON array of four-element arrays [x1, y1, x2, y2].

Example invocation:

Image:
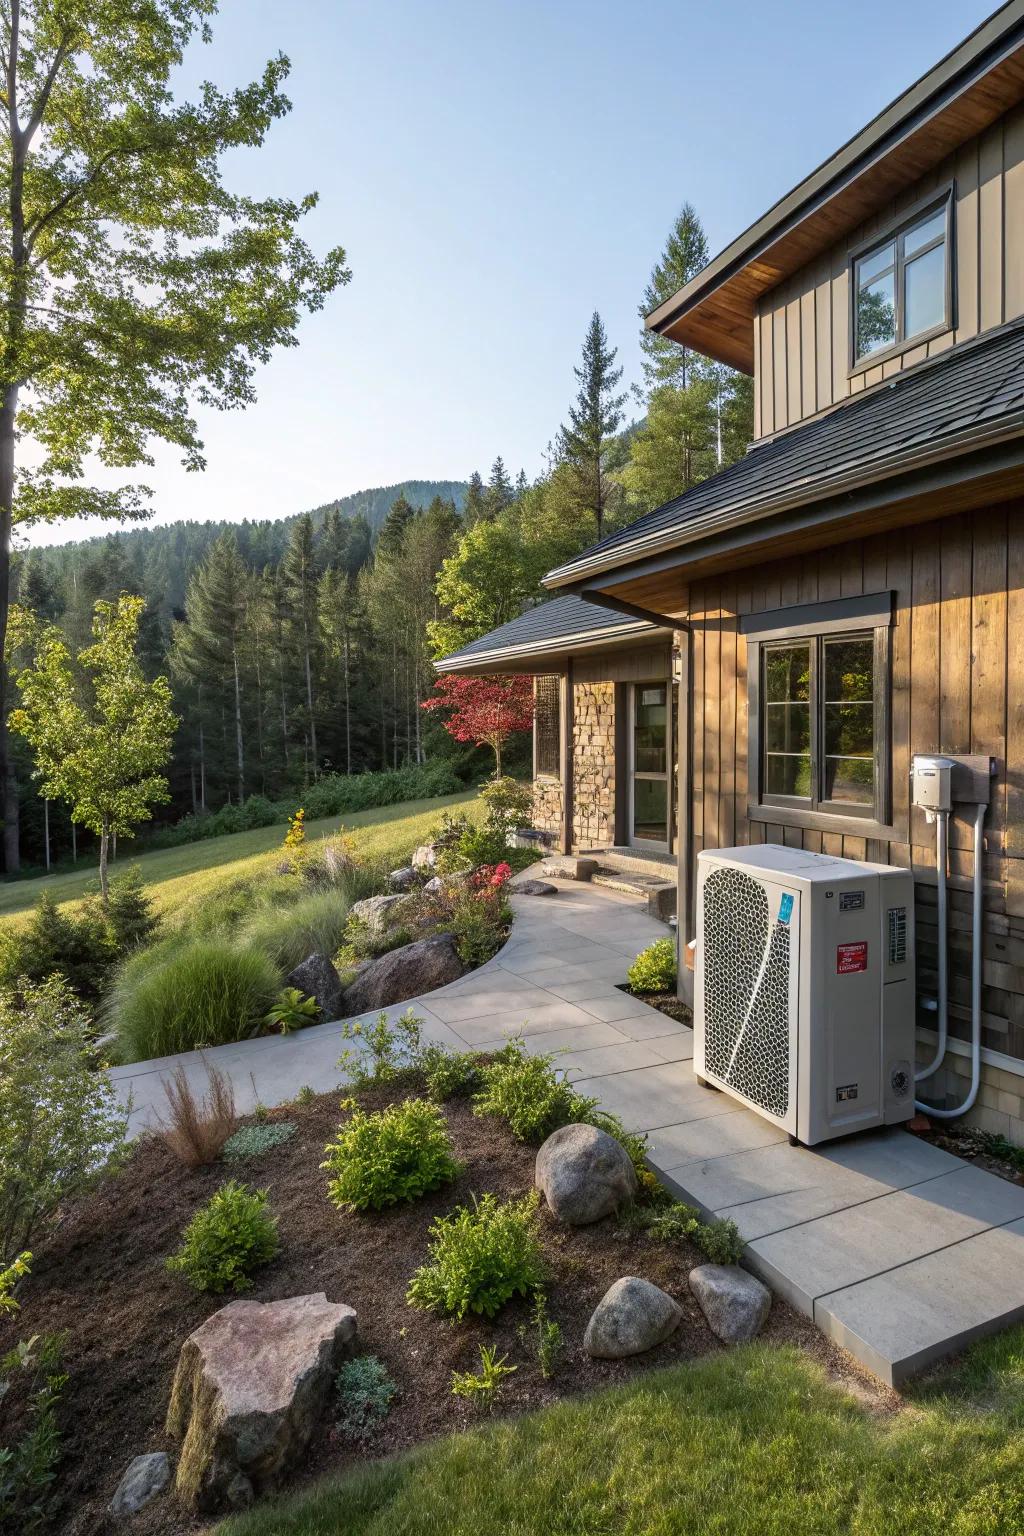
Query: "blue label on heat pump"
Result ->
[[778, 893, 794, 925]]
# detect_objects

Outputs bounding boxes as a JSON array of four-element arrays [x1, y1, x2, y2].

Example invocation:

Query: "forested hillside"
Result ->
[[5, 205, 753, 875]]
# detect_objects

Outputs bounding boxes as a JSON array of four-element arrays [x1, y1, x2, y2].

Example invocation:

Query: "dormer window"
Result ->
[[852, 192, 953, 366]]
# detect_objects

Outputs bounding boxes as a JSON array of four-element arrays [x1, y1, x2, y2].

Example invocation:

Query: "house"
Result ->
[[437, 1, 1024, 1144]]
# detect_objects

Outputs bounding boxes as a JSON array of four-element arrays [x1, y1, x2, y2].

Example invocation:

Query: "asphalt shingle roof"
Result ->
[[546, 316, 1024, 585], [437, 593, 656, 668]]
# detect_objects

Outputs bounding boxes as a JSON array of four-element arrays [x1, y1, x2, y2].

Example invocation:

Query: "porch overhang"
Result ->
[[434, 593, 673, 676]]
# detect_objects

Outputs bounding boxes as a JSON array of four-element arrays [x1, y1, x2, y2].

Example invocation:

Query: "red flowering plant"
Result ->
[[421, 675, 533, 777]]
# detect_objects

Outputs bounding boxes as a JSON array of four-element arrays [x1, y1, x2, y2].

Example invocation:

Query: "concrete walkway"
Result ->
[[111, 879, 1024, 1386]]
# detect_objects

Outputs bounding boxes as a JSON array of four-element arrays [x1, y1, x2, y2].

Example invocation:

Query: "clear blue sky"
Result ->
[[27, 0, 997, 547]]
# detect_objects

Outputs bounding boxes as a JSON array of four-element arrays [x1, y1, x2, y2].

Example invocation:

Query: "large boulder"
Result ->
[[166, 1292, 357, 1513], [341, 933, 467, 1015], [584, 1277, 683, 1358], [388, 866, 418, 892], [411, 843, 437, 873], [286, 953, 344, 1022], [349, 893, 409, 937], [688, 1265, 771, 1344], [535, 1123, 637, 1225], [110, 1451, 171, 1516]]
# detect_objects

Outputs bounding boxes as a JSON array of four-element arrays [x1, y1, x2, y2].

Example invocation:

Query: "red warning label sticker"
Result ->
[[837, 941, 868, 975]]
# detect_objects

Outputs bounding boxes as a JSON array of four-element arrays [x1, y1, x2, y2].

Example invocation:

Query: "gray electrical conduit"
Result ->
[[914, 808, 949, 1083], [915, 801, 986, 1119]]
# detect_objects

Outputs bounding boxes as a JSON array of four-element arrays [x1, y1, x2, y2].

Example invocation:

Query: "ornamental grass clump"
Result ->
[[166, 1181, 279, 1293], [110, 936, 281, 1061], [322, 1098, 459, 1212], [407, 1191, 545, 1321]]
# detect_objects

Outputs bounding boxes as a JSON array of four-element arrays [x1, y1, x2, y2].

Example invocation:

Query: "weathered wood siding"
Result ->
[[686, 503, 1024, 1065], [754, 101, 1024, 438]]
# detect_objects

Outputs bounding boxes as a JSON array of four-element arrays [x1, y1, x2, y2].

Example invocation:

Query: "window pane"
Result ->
[[904, 207, 945, 257], [904, 243, 946, 339], [534, 675, 561, 778], [824, 757, 875, 806], [858, 241, 895, 285], [765, 754, 812, 799], [765, 701, 811, 753], [764, 643, 810, 703], [633, 777, 668, 843], [634, 684, 667, 774], [856, 270, 896, 358], [824, 636, 874, 702], [825, 702, 874, 757]]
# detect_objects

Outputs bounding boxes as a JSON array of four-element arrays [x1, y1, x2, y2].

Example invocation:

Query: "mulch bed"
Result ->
[[618, 985, 693, 1026], [2, 1079, 875, 1536], [908, 1120, 1024, 1187]]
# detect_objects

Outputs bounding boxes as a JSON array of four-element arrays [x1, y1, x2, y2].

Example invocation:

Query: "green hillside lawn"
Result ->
[[220, 1332, 1024, 1536], [0, 791, 480, 927]]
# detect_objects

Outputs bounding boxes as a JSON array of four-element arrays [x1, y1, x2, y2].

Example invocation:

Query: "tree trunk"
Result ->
[[0, 387, 20, 873], [302, 615, 317, 777], [99, 816, 110, 903], [43, 797, 50, 870], [343, 630, 351, 774], [231, 645, 244, 805]]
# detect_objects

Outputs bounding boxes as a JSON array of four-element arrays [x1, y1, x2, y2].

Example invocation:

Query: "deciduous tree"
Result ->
[[0, 0, 350, 869], [421, 674, 533, 776], [9, 595, 176, 899]]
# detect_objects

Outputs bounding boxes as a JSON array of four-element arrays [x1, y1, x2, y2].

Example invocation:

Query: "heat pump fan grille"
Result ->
[[703, 867, 791, 1119]]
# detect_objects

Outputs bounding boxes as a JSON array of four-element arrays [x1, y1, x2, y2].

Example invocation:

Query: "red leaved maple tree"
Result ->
[[421, 674, 533, 775]]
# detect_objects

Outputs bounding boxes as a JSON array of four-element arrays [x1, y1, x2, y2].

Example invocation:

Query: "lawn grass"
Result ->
[[0, 791, 480, 927], [218, 1330, 1024, 1536]]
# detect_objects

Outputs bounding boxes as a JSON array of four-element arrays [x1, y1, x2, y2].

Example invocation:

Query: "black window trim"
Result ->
[[533, 673, 563, 782], [847, 183, 956, 376], [745, 593, 895, 837]]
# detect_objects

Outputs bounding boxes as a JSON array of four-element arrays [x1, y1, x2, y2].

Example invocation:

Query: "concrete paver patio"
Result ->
[[111, 878, 1024, 1386]]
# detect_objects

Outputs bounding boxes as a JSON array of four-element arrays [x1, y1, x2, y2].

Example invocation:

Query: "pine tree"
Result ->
[[557, 312, 626, 539], [377, 494, 416, 559], [484, 458, 514, 521], [281, 513, 322, 780], [462, 471, 487, 526], [639, 203, 710, 393], [172, 535, 250, 806]]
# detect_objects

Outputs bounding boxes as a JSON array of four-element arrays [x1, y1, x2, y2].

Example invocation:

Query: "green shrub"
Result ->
[[110, 937, 281, 1060], [322, 1098, 459, 1212], [450, 1344, 517, 1409], [441, 884, 511, 967], [521, 1292, 564, 1380], [336, 1007, 425, 1088], [478, 775, 533, 836], [473, 1040, 601, 1143], [105, 866, 160, 952], [626, 938, 678, 994], [335, 1355, 399, 1440], [242, 890, 352, 974], [695, 1217, 744, 1265], [264, 988, 319, 1034], [407, 1191, 545, 1321], [421, 1044, 484, 1102], [0, 978, 128, 1264], [0, 1330, 66, 1532], [222, 1122, 298, 1163], [0, 891, 115, 1005], [0, 1252, 30, 1317], [167, 1180, 279, 1293]]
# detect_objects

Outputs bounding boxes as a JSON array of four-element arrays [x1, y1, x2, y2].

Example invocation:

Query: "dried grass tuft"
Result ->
[[160, 1060, 237, 1167]]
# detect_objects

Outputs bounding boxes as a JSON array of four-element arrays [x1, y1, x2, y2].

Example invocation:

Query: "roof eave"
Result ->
[[434, 618, 670, 674]]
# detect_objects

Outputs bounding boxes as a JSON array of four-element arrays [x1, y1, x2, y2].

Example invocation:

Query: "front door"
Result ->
[[629, 681, 672, 850]]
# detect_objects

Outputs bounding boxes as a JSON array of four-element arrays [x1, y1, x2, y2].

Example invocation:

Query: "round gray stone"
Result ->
[[584, 1276, 683, 1358], [110, 1451, 172, 1515], [689, 1264, 771, 1344], [535, 1122, 637, 1225], [515, 879, 558, 896]]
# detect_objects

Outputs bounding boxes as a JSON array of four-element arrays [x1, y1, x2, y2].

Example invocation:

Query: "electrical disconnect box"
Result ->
[[695, 845, 916, 1146], [911, 755, 955, 814]]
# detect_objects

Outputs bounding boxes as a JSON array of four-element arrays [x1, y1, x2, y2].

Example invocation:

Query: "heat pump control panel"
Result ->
[[694, 845, 916, 1146]]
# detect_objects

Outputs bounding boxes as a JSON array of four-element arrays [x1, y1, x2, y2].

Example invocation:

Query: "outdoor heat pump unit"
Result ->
[[694, 845, 916, 1146]]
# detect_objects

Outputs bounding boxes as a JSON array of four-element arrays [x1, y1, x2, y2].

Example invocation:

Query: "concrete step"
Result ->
[[591, 867, 677, 923]]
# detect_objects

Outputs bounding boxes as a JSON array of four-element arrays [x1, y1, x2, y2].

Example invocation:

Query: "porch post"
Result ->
[[560, 659, 574, 855], [676, 628, 694, 1008]]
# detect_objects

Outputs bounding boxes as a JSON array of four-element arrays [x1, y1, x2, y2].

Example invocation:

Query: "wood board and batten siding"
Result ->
[[686, 504, 1024, 1065], [754, 101, 1024, 439]]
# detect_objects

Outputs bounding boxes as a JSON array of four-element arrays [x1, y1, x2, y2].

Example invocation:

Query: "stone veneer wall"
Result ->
[[572, 681, 615, 848], [533, 776, 563, 843]]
